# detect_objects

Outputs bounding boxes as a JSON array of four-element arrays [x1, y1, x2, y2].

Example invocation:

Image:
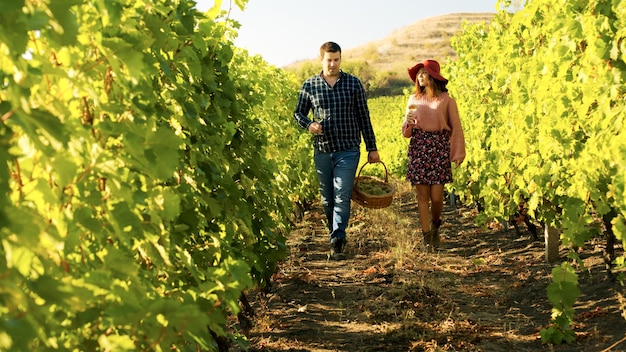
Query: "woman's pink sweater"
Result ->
[[401, 92, 466, 164]]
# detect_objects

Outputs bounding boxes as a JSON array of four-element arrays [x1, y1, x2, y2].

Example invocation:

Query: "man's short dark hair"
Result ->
[[320, 41, 341, 57]]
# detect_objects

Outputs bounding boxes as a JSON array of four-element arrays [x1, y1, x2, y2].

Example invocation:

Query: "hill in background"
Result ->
[[286, 13, 494, 96], [344, 13, 494, 72]]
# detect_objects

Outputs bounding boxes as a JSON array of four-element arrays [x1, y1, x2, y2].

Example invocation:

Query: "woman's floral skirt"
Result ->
[[406, 129, 452, 185]]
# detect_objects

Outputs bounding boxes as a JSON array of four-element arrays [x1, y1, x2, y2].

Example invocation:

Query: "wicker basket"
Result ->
[[351, 161, 396, 209]]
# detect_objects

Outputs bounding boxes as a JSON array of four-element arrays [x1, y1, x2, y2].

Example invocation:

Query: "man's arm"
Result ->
[[294, 82, 313, 130], [353, 78, 377, 151]]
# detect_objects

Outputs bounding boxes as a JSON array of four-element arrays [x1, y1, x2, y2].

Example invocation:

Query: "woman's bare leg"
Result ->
[[429, 184, 445, 248], [430, 184, 445, 224], [414, 184, 432, 232]]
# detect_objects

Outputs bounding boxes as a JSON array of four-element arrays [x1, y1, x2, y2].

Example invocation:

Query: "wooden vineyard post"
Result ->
[[545, 225, 560, 263], [448, 190, 456, 210]]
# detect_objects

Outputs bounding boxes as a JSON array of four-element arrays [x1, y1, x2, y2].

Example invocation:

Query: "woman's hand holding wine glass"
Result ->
[[405, 104, 418, 127]]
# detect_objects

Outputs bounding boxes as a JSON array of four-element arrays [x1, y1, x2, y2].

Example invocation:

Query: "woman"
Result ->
[[402, 59, 465, 251]]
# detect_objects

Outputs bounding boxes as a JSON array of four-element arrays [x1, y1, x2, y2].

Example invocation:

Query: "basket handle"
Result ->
[[355, 161, 389, 185]]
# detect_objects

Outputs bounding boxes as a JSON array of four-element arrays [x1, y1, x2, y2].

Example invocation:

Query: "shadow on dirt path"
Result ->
[[240, 184, 626, 352]]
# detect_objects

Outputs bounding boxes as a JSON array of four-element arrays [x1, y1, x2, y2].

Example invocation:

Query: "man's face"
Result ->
[[321, 51, 341, 77]]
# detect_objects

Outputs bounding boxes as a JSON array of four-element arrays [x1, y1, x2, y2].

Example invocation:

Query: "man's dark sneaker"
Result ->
[[330, 237, 346, 260]]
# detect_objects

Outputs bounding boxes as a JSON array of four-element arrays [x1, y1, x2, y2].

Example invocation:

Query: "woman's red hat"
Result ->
[[408, 59, 447, 83]]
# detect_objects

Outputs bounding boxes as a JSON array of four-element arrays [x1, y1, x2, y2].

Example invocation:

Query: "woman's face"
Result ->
[[417, 68, 431, 87]]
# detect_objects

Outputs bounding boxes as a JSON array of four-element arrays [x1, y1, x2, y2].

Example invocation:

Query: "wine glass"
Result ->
[[406, 104, 418, 125]]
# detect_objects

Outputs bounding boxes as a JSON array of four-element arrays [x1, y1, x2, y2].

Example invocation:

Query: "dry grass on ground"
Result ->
[[238, 181, 626, 352]]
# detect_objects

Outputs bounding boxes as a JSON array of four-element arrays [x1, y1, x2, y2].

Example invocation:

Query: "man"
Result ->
[[294, 41, 380, 260]]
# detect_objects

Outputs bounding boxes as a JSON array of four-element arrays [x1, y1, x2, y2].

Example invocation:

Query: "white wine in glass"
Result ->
[[407, 104, 418, 125]]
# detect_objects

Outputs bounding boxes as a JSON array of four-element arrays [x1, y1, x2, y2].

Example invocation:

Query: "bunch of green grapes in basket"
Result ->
[[356, 178, 394, 196]]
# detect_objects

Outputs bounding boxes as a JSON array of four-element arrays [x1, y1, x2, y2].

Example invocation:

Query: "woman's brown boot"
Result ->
[[422, 229, 434, 252], [431, 219, 442, 249]]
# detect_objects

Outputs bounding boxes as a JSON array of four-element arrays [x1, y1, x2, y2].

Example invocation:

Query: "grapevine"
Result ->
[[0, 0, 305, 350], [447, 0, 626, 343]]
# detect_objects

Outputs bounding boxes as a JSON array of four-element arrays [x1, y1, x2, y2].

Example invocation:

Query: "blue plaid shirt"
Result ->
[[294, 71, 378, 153]]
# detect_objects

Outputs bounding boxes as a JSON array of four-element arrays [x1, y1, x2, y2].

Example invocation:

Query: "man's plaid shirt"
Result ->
[[294, 71, 378, 153]]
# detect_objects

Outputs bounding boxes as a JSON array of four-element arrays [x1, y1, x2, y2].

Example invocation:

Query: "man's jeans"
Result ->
[[314, 146, 360, 242]]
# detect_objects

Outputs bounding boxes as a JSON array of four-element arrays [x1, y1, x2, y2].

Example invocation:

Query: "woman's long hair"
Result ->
[[414, 76, 448, 97]]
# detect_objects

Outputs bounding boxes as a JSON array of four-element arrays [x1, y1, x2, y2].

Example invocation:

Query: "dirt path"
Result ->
[[240, 185, 626, 352]]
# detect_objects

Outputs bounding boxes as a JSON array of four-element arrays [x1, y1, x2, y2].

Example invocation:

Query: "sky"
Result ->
[[195, 0, 499, 67]]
